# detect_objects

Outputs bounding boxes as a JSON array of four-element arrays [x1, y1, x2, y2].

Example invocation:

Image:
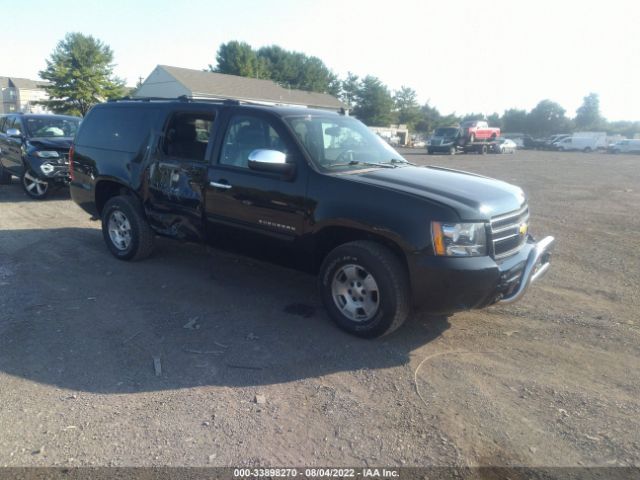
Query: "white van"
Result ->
[[608, 139, 640, 154], [553, 135, 605, 152]]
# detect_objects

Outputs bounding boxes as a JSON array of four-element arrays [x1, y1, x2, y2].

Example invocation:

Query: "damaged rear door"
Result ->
[[146, 107, 219, 241]]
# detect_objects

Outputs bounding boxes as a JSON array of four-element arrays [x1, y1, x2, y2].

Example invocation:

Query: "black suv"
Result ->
[[70, 99, 554, 338], [0, 113, 81, 199]]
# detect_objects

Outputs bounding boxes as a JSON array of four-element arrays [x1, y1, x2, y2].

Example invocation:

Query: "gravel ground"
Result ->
[[0, 149, 638, 468]]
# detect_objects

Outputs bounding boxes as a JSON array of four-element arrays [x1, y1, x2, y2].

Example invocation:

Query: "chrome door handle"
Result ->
[[209, 181, 232, 189]]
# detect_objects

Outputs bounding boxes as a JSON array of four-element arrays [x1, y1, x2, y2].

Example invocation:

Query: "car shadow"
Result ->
[[0, 177, 71, 202], [0, 227, 450, 394]]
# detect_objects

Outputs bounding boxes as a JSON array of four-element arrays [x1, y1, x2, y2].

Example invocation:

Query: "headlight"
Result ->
[[35, 150, 60, 158], [431, 221, 487, 256], [40, 162, 55, 175]]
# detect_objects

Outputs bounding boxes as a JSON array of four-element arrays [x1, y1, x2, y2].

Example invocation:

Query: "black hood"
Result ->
[[342, 165, 526, 220], [27, 137, 73, 150]]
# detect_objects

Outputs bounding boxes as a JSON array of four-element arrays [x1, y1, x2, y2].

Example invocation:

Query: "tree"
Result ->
[[39, 33, 125, 116], [326, 73, 342, 97], [340, 72, 360, 110], [352, 76, 394, 126], [414, 103, 441, 134], [256, 45, 337, 93], [211, 41, 267, 78], [501, 109, 529, 133], [575, 93, 604, 130], [461, 113, 485, 122], [607, 120, 640, 138], [527, 100, 570, 136], [295, 55, 336, 93], [393, 86, 421, 128], [213, 42, 338, 93], [487, 112, 502, 129]]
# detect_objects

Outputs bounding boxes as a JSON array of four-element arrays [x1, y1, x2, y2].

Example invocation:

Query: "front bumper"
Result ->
[[498, 235, 554, 303], [409, 235, 555, 313], [27, 156, 70, 183], [428, 143, 456, 152]]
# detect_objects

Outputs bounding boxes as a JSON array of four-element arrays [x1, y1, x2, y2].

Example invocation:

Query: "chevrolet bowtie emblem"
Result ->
[[519, 223, 528, 236]]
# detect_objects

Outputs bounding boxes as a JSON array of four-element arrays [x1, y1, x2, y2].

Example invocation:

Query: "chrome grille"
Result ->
[[490, 204, 529, 259]]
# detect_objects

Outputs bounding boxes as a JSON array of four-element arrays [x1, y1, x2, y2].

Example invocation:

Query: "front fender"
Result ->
[[308, 173, 460, 253]]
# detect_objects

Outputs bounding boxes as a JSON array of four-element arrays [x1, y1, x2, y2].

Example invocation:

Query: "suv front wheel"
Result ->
[[102, 195, 155, 261], [319, 241, 410, 338], [21, 169, 50, 199]]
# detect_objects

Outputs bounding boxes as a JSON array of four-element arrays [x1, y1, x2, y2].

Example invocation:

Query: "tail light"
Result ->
[[68, 144, 75, 180]]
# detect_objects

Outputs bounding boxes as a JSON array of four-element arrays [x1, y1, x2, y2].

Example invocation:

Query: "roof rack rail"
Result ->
[[107, 96, 180, 103], [107, 96, 247, 105], [105, 95, 318, 110]]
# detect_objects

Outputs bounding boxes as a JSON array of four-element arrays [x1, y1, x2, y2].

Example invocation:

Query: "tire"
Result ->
[[427, 148, 434, 155], [0, 163, 11, 185], [21, 169, 50, 199], [583, 147, 592, 153], [318, 241, 410, 338], [101, 195, 155, 261]]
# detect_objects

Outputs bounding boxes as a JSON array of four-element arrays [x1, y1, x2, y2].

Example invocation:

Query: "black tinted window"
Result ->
[[76, 107, 159, 153], [163, 111, 215, 161]]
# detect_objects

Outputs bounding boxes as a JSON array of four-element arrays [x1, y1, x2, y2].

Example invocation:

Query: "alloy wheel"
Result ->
[[108, 210, 132, 251], [331, 264, 380, 321], [23, 171, 48, 197]]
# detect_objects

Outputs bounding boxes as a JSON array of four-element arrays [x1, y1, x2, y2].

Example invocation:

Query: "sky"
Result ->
[[2, 0, 639, 121]]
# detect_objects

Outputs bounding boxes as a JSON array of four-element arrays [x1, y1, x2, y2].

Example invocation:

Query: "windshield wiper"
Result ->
[[387, 158, 415, 166], [326, 160, 398, 169]]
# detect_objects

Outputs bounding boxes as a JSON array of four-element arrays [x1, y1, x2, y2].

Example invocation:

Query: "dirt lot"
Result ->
[[0, 149, 638, 468]]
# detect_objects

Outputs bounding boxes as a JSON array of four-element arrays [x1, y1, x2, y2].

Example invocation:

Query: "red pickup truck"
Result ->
[[461, 120, 500, 142]]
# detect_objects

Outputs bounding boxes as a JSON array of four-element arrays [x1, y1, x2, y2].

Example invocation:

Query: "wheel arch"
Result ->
[[95, 178, 140, 216], [311, 225, 409, 276]]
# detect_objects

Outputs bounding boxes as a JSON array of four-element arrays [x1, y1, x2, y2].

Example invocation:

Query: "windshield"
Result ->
[[285, 115, 406, 170], [434, 127, 459, 137], [25, 116, 80, 138]]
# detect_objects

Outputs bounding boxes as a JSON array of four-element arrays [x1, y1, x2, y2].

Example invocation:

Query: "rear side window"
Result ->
[[76, 107, 159, 153], [163, 111, 215, 161]]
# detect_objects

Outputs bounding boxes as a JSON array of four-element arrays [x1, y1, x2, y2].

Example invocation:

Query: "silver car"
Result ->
[[608, 139, 640, 154], [495, 138, 517, 154]]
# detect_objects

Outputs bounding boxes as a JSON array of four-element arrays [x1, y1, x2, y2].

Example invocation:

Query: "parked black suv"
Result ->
[[70, 99, 554, 337], [0, 113, 81, 199]]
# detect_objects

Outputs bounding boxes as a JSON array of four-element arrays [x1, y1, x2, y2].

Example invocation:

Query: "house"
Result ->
[[0, 76, 50, 114], [134, 65, 343, 111], [369, 125, 410, 146]]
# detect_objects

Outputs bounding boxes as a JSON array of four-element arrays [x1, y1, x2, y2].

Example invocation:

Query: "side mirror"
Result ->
[[248, 149, 295, 177], [6, 128, 22, 138]]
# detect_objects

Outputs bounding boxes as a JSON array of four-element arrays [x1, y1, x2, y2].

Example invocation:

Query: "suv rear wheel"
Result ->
[[102, 195, 155, 261], [319, 241, 410, 338]]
